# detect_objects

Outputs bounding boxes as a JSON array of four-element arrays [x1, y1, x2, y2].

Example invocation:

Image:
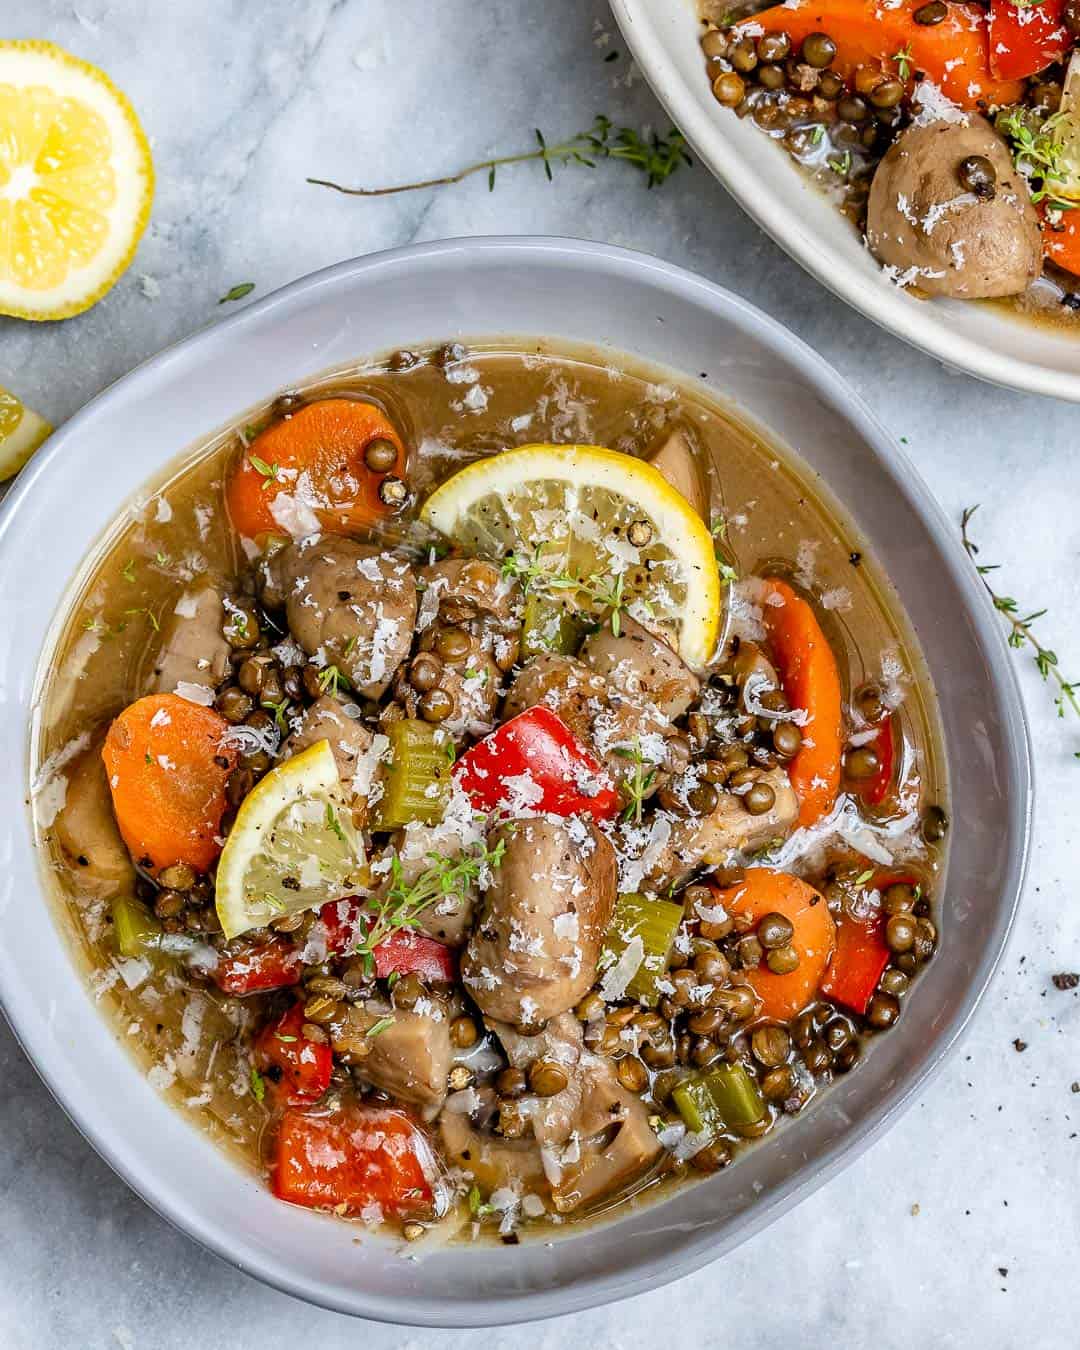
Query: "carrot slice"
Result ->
[[761, 577, 843, 829], [102, 693, 237, 873], [712, 868, 836, 1022], [226, 398, 406, 539], [1040, 203, 1080, 278], [737, 1, 1024, 110]]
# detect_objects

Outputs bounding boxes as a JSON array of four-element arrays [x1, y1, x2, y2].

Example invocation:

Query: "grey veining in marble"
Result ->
[[2, 1, 1079, 1347]]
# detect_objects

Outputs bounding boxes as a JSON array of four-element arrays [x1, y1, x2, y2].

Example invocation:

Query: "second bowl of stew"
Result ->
[[0, 238, 1030, 1324]]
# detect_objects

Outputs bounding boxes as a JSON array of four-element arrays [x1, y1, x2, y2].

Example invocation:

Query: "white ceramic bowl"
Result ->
[[611, 0, 1080, 401], [0, 239, 1030, 1325]]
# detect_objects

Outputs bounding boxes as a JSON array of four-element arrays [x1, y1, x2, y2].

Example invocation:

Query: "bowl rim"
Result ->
[[609, 0, 1080, 403], [0, 237, 1033, 1326]]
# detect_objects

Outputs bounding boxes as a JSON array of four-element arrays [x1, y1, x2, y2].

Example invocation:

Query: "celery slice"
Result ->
[[373, 719, 452, 830], [112, 896, 163, 960], [674, 1063, 767, 1140], [520, 592, 588, 660], [601, 892, 683, 1005], [672, 1079, 723, 1137]]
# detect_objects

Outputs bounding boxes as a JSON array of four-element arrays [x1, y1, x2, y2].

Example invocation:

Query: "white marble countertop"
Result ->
[[3, 2, 1079, 1347]]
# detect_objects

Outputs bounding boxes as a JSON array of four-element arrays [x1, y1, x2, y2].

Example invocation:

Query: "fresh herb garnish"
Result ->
[[262, 696, 291, 733], [892, 42, 913, 82], [828, 150, 852, 177], [468, 1184, 495, 1218], [613, 740, 657, 825], [355, 839, 507, 957], [220, 282, 255, 304], [500, 545, 579, 595], [324, 801, 347, 846], [308, 115, 690, 199], [317, 664, 350, 697], [121, 558, 136, 583], [249, 1065, 266, 1102], [248, 453, 281, 488], [365, 1016, 396, 1039], [962, 505, 1080, 750], [998, 107, 1078, 212]]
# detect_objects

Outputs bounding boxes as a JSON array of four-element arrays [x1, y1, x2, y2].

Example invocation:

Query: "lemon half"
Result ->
[[215, 740, 368, 941], [0, 386, 51, 480], [0, 41, 154, 320], [421, 442, 722, 669]]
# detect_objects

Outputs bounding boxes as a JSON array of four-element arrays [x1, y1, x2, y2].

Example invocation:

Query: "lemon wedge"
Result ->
[[0, 386, 51, 481], [215, 740, 367, 941], [421, 442, 722, 668], [0, 41, 154, 320]]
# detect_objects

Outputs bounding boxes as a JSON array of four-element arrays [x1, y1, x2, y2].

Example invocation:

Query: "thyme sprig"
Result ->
[[354, 839, 508, 962], [997, 107, 1078, 212], [612, 740, 657, 824], [961, 505, 1080, 740], [500, 547, 632, 636], [307, 115, 690, 199]]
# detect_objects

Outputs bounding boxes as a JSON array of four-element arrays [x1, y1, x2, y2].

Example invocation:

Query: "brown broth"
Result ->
[[31, 338, 948, 1235]]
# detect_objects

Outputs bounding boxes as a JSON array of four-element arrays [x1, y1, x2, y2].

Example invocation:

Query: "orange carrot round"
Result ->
[[226, 398, 406, 539], [761, 577, 844, 829], [1040, 203, 1080, 278], [713, 868, 836, 1022], [737, 1, 1024, 110], [102, 693, 237, 874]]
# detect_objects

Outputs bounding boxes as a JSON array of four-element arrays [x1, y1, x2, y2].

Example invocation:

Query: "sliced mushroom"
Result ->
[[330, 1001, 452, 1109], [283, 693, 373, 781], [439, 1111, 548, 1195], [484, 1014, 662, 1213], [461, 818, 617, 1026], [52, 742, 135, 896], [580, 613, 700, 721], [418, 557, 515, 624], [259, 537, 417, 699], [503, 652, 671, 787], [150, 585, 232, 696], [641, 766, 799, 892], [647, 425, 708, 520]]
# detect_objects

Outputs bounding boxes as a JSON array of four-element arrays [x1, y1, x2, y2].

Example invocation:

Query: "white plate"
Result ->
[[610, 0, 1080, 400]]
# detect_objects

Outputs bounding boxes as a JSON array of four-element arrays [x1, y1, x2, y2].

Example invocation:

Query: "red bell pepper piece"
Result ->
[[319, 897, 366, 954], [820, 911, 891, 1015], [273, 1105, 437, 1216], [319, 898, 456, 982], [254, 1002, 333, 1106], [989, 0, 1070, 80], [821, 871, 920, 1014], [453, 706, 619, 820], [213, 939, 302, 996], [855, 714, 896, 808], [372, 929, 457, 983]]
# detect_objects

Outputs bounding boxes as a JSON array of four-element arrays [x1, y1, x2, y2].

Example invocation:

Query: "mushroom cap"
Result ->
[[866, 115, 1042, 300]]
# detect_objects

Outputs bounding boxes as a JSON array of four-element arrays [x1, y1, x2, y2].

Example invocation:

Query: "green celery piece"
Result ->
[[602, 892, 684, 1006], [672, 1079, 723, 1138], [673, 1063, 767, 1140], [520, 592, 588, 661], [112, 896, 163, 960], [701, 1062, 766, 1129], [373, 718, 452, 830]]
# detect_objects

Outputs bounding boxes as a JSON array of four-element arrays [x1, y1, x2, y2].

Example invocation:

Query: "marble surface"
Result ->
[[3, 1, 1079, 1346]]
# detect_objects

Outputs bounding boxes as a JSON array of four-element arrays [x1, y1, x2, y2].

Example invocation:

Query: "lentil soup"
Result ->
[[697, 0, 1080, 326], [33, 338, 947, 1244]]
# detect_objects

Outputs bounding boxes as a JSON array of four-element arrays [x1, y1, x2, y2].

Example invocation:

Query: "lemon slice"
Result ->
[[0, 41, 154, 320], [421, 442, 722, 668], [0, 386, 51, 480], [215, 740, 367, 941]]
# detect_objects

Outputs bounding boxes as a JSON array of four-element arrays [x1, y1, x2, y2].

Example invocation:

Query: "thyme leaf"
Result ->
[[962, 505, 1080, 751]]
